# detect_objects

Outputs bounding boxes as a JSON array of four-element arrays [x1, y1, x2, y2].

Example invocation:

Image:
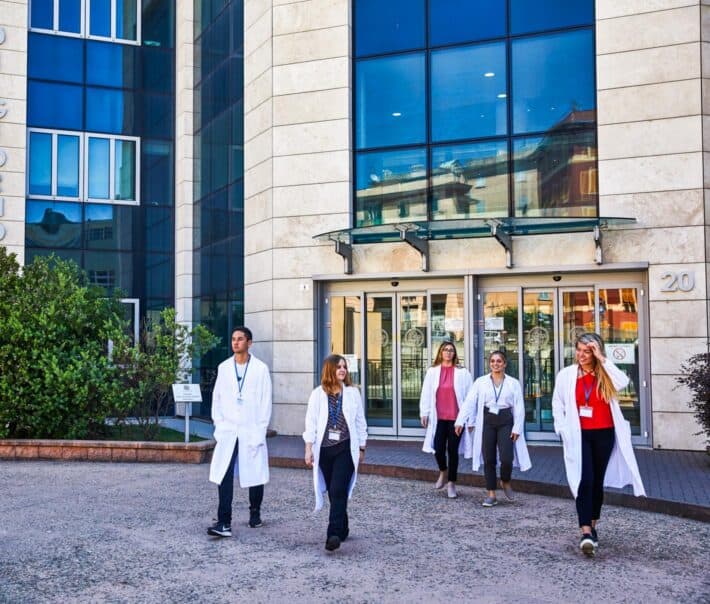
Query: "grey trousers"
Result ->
[[482, 407, 514, 491]]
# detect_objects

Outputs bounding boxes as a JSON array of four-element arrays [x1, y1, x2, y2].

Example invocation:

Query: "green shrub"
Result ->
[[677, 353, 710, 446]]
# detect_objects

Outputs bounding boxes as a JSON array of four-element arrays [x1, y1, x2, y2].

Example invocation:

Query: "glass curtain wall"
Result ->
[[193, 0, 244, 416], [26, 1, 176, 322], [353, 0, 597, 226]]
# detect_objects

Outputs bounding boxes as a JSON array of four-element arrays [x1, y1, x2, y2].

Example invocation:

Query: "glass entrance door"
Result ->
[[364, 295, 394, 429]]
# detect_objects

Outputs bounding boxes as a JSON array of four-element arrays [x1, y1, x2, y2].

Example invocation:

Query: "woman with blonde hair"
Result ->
[[304, 355, 368, 551], [419, 341, 473, 499], [552, 332, 645, 556]]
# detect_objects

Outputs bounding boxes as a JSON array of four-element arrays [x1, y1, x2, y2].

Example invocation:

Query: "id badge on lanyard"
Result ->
[[489, 376, 504, 414], [328, 391, 343, 440], [579, 370, 595, 418]]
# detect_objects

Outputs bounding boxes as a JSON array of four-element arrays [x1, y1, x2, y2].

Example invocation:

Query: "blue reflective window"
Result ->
[[141, 49, 173, 92], [86, 88, 135, 133], [25, 201, 82, 248], [356, 53, 425, 149], [145, 254, 172, 299], [431, 140, 508, 219], [144, 207, 173, 252], [141, 94, 172, 139], [29, 132, 52, 196], [31, 0, 54, 30], [142, 140, 173, 205], [356, 148, 427, 227], [431, 42, 507, 142], [84, 250, 133, 293], [512, 30, 595, 134], [510, 0, 594, 35], [429, 0, 505, 47], [116, 0, 138, 40], [58, 0, 82, 33], [28, 82, 83, 130], [57, 134, 80, 197], [29, 34, 84, 84], [87, 41, 137, 88], [354, 0, 425, 57], [115, 139, 136, 201], [512, 129, 597, 217], [143, 0, 175, 48], [85, 203, 134, 250], [88, 137, 110, 199], [90, 0, 112, 37]]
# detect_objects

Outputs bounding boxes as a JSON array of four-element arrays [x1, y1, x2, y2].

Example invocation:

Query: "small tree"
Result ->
[[111, 307, 219, 440], [677, 353, 710, 446], [0, 250, 128, 439]]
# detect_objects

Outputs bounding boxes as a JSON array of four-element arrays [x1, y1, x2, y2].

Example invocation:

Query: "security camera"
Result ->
[[391, 280, 399, 287], [552, 274, 562, 282]]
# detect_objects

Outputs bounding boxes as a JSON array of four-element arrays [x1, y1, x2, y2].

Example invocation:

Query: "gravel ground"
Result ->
[[1, 462, 708, 604]]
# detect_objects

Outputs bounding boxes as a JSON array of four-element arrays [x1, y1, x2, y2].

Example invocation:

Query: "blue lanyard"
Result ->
[[490, 375, 505, 404], [233, 355, 251, 400], [579, 369, 595, 405], [328, 391, 343, 429]]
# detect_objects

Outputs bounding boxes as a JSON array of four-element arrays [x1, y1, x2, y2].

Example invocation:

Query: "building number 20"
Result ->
[[660, 271, 695, 292]]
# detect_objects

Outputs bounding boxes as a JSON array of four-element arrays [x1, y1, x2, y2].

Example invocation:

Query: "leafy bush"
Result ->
[[0, 250, 128, 438], [677, 353, 710, 445]]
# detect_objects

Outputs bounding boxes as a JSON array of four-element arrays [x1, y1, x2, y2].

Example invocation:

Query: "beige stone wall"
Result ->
[[0, 0, 27, 265]]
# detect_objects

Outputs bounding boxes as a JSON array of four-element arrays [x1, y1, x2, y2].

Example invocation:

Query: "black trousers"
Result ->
[[433, 419, 462, 482], [576, 427, 615, 527], [319, 439, 354, 540], [482, 408, 514, 491], [217, 439, 264, 525]]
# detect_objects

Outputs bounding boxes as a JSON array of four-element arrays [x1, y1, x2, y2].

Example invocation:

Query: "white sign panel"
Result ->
[[606, 343, 635, 365], [485, 317, 504, 330], [172, 383, 203, 402]]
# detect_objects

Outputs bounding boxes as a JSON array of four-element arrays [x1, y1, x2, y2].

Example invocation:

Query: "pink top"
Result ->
[[435, 365, 458, 420]]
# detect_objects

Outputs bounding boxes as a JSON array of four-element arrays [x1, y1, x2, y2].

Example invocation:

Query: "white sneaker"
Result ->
[[434, 472, 446, 490], [447, 482, 457, 499]]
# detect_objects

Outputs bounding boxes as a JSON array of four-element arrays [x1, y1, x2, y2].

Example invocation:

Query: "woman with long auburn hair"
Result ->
[[419, 341, 473, 499], [552, 332, 645, 557], [303, 355, 368, 552]]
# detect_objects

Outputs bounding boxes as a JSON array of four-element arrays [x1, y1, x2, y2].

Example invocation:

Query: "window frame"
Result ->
[[29, 0, 141, 45], [27, 127, 141, 206]]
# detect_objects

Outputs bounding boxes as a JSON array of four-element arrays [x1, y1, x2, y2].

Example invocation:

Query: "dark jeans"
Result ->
[[434, 419, 462, 482], [319, 439, 354, 540], [217, 439, 264, 526], [576, 427, 615, 527], [482, 407, 514, 491]]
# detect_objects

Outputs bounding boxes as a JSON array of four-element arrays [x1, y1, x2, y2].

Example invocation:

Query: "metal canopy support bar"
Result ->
[[397, 227, 429, 272], [488, 220, 513, 269], [334, 239, 353, 275], [594, 225, 602, 265]]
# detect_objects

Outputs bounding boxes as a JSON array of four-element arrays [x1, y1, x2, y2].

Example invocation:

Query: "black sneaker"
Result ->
[[207, 522, 232, 537], [579, 533, 595, 556], [248, 509, 263, 528], [591, 527, 598, 547], [325, 535, 341, 551]]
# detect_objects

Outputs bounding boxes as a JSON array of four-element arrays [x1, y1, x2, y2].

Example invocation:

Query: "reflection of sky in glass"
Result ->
[[58, 0, 81, 33], [85, 204, 114, 221], [356, 54, 426, 149], [115, 139, 136, 200], [510, 0, 594, 35], [356, 148, 427, 190], [116, 0, 138, 40], [432, 140, 508, 167], [88, 137, 110, 198], [355, 0, 425, 57], [512, 30, 595, 134], [431, 42, 507, 142], [31, 0, 53, 29], [26, 200, 82, 224], [90, 0, 111, 37], [86, 41, 130, 87], [86, 88, 128, 133], [429, 0, 505, 47], [29, 132, 51, 195], [57, 135, 80, 197]]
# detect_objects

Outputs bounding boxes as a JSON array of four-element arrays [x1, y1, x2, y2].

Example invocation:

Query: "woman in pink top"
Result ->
[[419, 341, 473, 498]]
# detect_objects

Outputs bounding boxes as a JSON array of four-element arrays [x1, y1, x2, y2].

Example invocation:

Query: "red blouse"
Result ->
[[576, 372, 614, 430], [436, 365, 458, 421]]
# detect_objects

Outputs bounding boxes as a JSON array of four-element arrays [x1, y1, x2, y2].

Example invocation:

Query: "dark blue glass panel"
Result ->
[[145, 254, 173, 299], [58, 0, 82, 33], [28, 131, 52, 196], [512, 128, 597, 217], [228, 57, 243, 106], [143, 206, 173, 252], [28, 34, 83, 83], [26, 200, 82, 248], [86, 88, 135, 134], [230, 0, 244, 55], [431, 42, 507, 142], [84, 250, 133, 294], [142, 0, 175, 48], [57, 134, 80, 197], [510, 0, 594, 35], [141, 49, 173, 92], [31, 0, 53, 30], [85, 203, 135, 250], [140, 94, 172, 138], [86, 41, 137, 88], [354, 0, 425, 57], [429, 0, 505, 47], [228, 236, 243, 296], [512, 29, 595, 134], [115, 139, 137, 201], [142, 140, 173, 205], [28, 82, 83, 130], [90, 0, 112, 37], [356, 53, 426, 149], [356, 148, 427, 226], [431, 140, 508, 220], [116, 0, 138, 41], [87, 137, 110, 199]]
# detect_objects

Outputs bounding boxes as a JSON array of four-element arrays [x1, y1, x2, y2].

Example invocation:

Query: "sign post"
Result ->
[[172, 384, 203, 443]]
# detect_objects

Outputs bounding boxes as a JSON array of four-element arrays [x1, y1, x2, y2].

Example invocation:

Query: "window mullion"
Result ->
[[51, 132, 58, 197], [111, 0, 116, 40], [109, 137, 115, 201]]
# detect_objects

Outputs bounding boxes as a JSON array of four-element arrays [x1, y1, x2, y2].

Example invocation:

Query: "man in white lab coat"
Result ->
[[207, 327, 272, 538]]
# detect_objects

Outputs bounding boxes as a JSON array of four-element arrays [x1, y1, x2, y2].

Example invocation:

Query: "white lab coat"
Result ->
[[209, 354, 272, 488], [456, 373, 532, 472], [303, 385, 368, 512], [551, 359, 646, 498], [420, 365, 474, 455]]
